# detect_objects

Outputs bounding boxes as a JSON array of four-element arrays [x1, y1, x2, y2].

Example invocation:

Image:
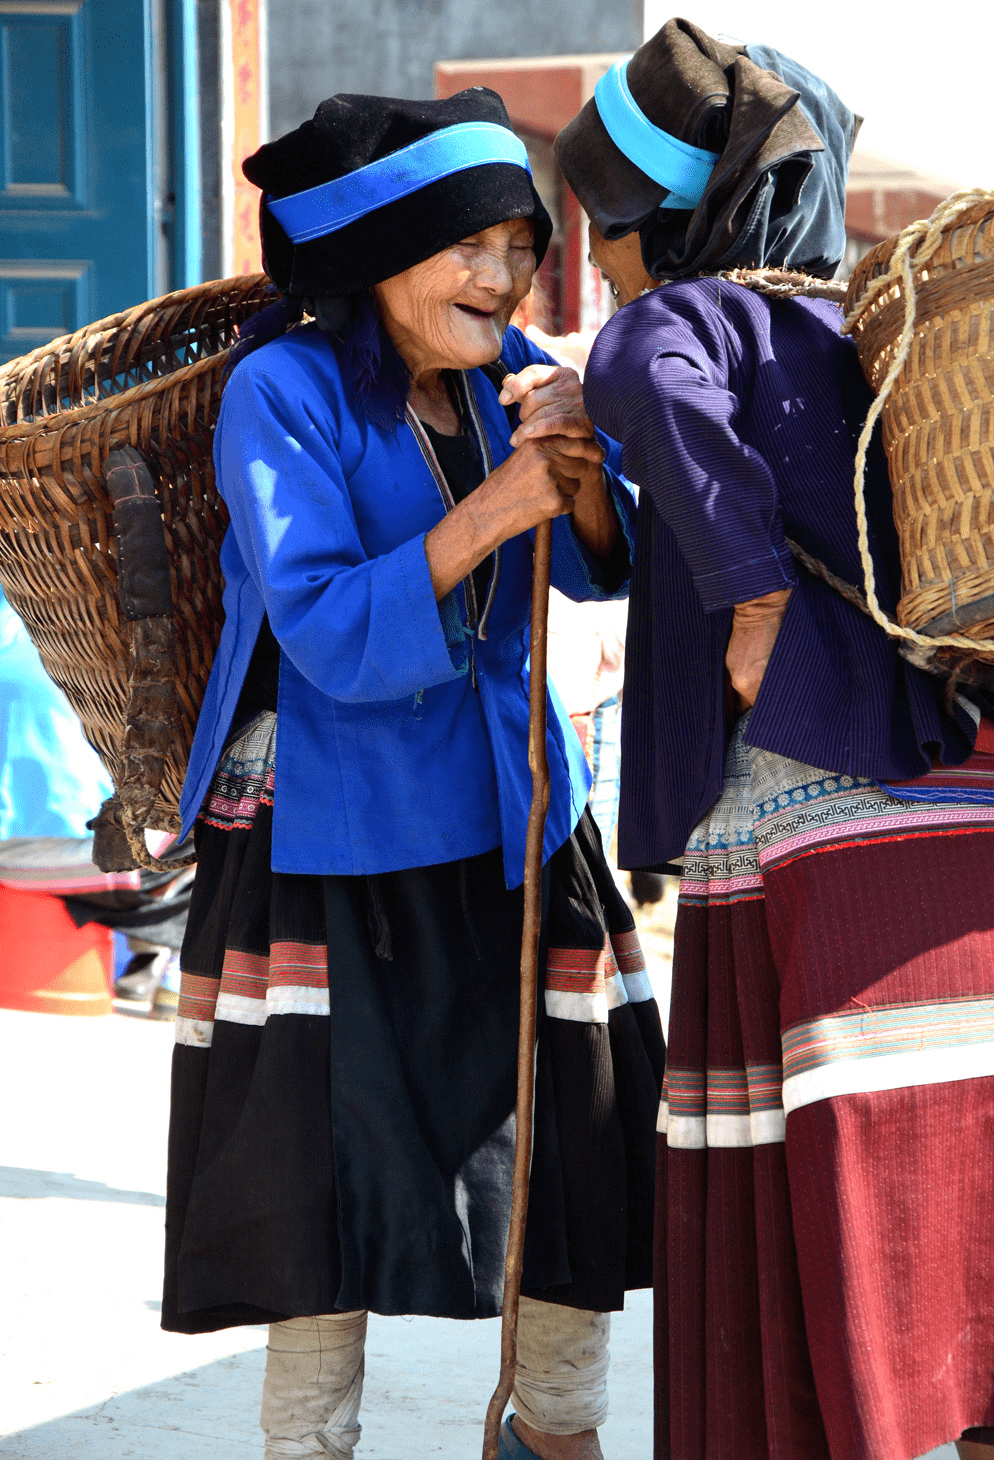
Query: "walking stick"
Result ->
[[482, 515, 553, 1460]]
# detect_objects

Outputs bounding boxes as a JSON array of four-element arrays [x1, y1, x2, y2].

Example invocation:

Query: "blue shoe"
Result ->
[[498, 1415, 543, 1460]]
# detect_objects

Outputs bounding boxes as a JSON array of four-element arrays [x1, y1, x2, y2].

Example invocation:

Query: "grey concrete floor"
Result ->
[[0, 1005, 655, 1459], [0, 916, 958, 1460]]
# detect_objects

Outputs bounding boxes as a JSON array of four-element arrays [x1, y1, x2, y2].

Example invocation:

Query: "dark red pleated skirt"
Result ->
[[656, 720, 994, 1460]]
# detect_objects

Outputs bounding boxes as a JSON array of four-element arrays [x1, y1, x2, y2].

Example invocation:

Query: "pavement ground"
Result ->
[[0, 982, 659, 1460], [0, 883, 955, 1460]]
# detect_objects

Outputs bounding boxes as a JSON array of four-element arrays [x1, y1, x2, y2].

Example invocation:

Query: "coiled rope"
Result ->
[[710, 266, 847, 303]]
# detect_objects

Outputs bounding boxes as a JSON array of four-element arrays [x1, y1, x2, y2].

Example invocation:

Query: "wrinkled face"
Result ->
[[588, 222, 655, 308], [373, 218, 536, 375]]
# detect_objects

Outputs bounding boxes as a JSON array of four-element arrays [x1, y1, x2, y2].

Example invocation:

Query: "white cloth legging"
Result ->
[[260, 1297, 610, 1458]]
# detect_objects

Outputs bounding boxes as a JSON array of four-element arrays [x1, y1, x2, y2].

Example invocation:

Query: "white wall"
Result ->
[[644, 2, 994, 189]]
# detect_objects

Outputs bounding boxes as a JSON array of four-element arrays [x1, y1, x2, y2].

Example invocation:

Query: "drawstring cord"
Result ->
[[459, 862, 483, 962], [365, 877, 393, 961], [365, 866, 482, 964]]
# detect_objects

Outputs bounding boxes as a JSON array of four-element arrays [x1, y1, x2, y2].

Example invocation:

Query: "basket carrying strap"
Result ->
[[89, 447, 194, 874], [105, 448, 174, 618]]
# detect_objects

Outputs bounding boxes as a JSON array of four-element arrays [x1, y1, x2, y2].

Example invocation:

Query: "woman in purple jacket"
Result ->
[[557, 19, 994, 1460]]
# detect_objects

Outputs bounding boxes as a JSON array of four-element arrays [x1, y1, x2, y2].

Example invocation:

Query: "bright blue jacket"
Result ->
[[179, 324, 635, 887]]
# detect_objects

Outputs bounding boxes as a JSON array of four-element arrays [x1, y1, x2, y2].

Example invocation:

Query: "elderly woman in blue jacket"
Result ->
[[161, 88, 664, 1460]]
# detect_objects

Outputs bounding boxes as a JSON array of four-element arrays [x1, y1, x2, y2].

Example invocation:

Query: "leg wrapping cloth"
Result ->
[[260, 1311, 367, 1459], [511, 1296, 611, 1435]]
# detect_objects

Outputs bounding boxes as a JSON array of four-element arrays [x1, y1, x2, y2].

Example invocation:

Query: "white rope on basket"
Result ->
[[842, 187, 994, 653]]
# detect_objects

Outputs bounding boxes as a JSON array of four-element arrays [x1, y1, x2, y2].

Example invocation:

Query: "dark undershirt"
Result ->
[[421, 418, 491, 611], [234, 410, 490, 724]]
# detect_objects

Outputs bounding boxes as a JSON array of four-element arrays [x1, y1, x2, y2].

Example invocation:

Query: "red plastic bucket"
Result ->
[[0, 884, 113, 1016]]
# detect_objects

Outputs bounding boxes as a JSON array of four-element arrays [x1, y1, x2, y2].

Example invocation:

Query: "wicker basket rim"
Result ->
[[847, 197, 994, 310], [0, 273, 269, 393], [0, 346, 231, 445]]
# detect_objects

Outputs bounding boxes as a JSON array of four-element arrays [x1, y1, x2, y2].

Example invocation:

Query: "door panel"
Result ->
[[0, 0, 153, 363], [1, 6, 85, 206]]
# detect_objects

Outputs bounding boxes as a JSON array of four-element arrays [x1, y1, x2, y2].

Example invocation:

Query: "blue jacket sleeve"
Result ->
[[214, 364, 468, 704], [583, 289, 796, 612], [498, 326, 636, 603]]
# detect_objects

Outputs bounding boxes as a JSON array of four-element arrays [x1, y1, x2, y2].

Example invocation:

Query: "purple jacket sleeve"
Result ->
[[583, 289, 797, 612], [497, 326, 636, 602]]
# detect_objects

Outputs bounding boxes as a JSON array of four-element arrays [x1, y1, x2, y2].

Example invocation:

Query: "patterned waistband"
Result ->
[[198, 711, 277, 834], [679, 719, 994, 904]]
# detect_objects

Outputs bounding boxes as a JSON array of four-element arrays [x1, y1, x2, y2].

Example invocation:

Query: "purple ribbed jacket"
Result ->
[[583, 278, 974, 870]]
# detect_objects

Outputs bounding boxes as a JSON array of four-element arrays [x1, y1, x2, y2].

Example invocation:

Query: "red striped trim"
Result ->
[[665, 1067, 705, 1116], [177, 971, 221, 1021], [679, 886, 765, 907], [705, 1070, 750, 1115], [269, 940, 328, 988], [546, 967, 605, 995], [610, 927, 647, 977], [665, 1063, 784, 1116], [205, 942, 331, 1001], [545, 941, 615, 996], [745, 1063, 783, 1110], [546, 945, 608, 974], [221, 974, 268, 1000], [222, 947, 269, 978], [765, 822, 994, 875], [220, 947, 269, 1000]]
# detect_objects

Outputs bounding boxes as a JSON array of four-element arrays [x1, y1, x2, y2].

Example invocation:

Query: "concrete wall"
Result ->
[[268, 0, 642, 141]]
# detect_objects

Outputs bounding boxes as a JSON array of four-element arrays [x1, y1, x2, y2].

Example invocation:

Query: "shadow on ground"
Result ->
[[0, 1164, 166, 1205], [1, 1348, 266, 1459]]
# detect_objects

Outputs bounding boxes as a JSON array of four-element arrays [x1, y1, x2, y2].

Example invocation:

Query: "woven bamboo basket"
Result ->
[[0, 275, 271, 851], [845, 196, 994, 652]]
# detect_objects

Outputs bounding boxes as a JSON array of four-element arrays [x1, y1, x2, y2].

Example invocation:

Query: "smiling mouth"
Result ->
[[454, 304, 497, 319]]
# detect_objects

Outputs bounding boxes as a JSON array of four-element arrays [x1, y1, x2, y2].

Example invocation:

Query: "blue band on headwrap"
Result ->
[[594, 60, 718, 210], [267, 122, 532, 244]]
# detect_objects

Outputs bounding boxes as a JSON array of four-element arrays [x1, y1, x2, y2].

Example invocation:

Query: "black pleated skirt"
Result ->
[[162, 713, 664, 1333]]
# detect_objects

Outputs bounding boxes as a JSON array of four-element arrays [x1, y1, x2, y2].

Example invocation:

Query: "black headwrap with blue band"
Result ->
[[593, 60, 717, 212], [267, 123, 533, 245], [244, 88, 551, 299], [237, 89, 550, 430], [556, 16, 859, 281]]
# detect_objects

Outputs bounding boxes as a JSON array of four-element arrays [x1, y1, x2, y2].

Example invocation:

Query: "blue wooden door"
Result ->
[[0, 0, 155, 364]]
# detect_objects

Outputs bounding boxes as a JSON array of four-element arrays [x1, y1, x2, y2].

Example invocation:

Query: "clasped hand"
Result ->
[[424, 363, 616, 601], [493, 363, 618, 564], [500, 362, 605, 508]]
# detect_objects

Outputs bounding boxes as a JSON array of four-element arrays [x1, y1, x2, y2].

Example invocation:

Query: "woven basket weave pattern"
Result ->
[[0, 276, 271, 828], [846, 204, 994, 644]]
